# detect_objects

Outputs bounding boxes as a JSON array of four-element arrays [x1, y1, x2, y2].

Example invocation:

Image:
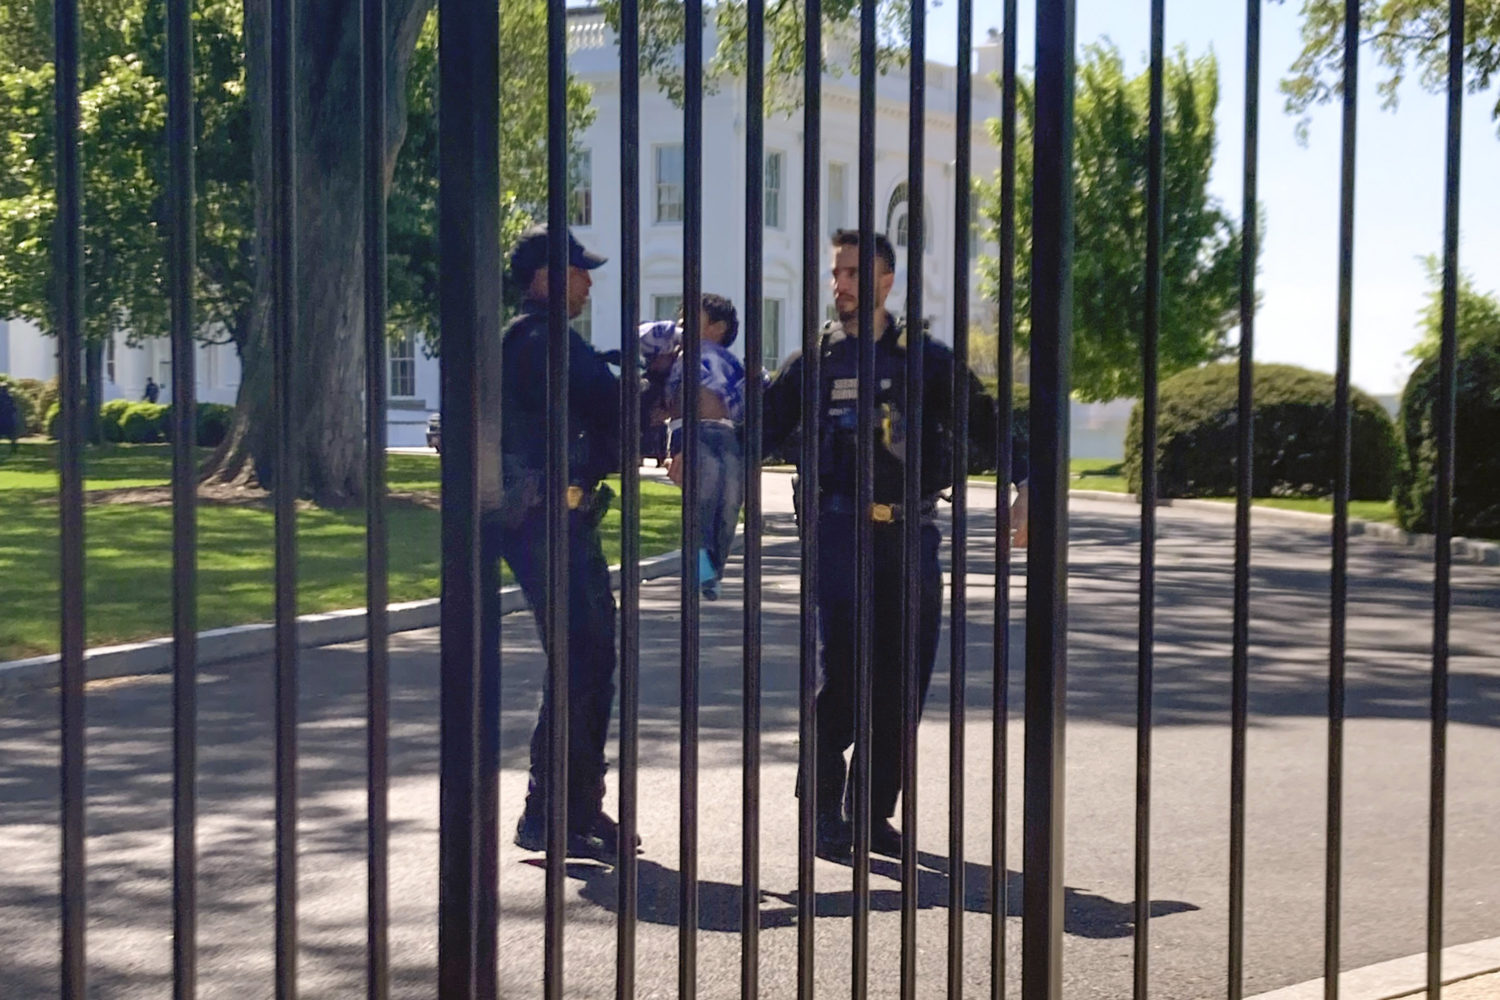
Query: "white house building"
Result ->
[[560, 8, 1005, 369], [2, 12, 1011, 449]]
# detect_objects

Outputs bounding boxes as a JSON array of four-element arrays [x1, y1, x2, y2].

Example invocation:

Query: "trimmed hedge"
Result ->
[[120, 402, 169, 443], [1124, 362, 1399, 500], [194, 402, 234, 447], [161, 402, 235, 447], [44, 398, 234, 447], [99, 399, 133, 442], [1395, 343, 1500, 538]]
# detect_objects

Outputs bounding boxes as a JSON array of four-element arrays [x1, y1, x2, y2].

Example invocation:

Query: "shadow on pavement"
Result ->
[[537, 852, 1196, 938]]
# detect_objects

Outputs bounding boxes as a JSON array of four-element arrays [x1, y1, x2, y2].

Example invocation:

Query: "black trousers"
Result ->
[[809, 507, 943, 820], [482, 506, 618, 828]]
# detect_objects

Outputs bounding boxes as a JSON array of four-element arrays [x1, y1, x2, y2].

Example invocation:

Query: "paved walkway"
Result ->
[[2, 472, 1497, 998]]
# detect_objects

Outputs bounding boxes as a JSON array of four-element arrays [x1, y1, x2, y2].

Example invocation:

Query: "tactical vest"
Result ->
[[814, 318, 958, 503]]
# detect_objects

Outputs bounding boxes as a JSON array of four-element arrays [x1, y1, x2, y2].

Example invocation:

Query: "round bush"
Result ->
[[1394, 342, 1500, 538], [120, 402, 168, 443], [44, 401, 62, 439], [99, 399, 133, 442], [1124, 362, 1399, 500], [159, 402, 235, 447], [196, 402, 234, 447]]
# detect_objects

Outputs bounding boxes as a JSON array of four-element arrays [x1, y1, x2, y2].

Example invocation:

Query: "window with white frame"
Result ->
[[827, 162, 848, 233], [761, 298, 783, 372], [573, 301, 592, 342], [655, 144, 684, 223], [885, 182, 932, 250], [105, 337, 116, 384], [764, 151, 784, 228], [569, 149, 593, 227], [390, 331, 417, 398], [652, 294, 682, 322]]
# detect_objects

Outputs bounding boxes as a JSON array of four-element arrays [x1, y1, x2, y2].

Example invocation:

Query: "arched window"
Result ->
[[884, 181, 931, 250], [885, 183, 908, 245]]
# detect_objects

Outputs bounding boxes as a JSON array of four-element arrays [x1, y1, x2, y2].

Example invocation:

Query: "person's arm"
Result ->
[[760, 350, 805, 456], [958, 359, 1029, 547], [569, 328, 622, 474]]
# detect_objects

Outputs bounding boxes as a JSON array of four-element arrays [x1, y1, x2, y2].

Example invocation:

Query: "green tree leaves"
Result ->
[[978, 43, 1245, 403]]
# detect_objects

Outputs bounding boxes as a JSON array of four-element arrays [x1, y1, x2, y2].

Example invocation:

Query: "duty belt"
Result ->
[[820, 494, 937, 524]]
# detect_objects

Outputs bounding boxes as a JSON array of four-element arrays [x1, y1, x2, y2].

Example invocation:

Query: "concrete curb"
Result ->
[[1246, 935, 1500, 1000], [1066, 488, 1500, 567], [0, 547, 688, 697]]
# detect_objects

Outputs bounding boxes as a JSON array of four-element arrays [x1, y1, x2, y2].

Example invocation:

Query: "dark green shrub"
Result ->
[[99, 399, 133, 442], [44, 402, 62, 439], [1394, 343, 1500, 539], [195, 402, 234, 447], [162, 402, 235, 447], [1124, 362, 1399, 500], [120, 402, 168, 443]]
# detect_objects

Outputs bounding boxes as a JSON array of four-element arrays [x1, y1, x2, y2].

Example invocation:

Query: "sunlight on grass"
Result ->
[[0, 455, 681, 660]]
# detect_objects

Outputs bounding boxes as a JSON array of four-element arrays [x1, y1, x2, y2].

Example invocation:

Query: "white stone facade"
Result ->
[[561, 9, 1003, 368]]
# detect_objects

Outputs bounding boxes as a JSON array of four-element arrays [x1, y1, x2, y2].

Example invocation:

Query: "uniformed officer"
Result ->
[[486, 224, 629, 862], [763, 228, 1030, 860]]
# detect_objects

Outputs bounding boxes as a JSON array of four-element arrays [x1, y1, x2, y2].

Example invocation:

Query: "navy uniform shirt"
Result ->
[[500, 300, 621, 490], [762, 313, 1026, 502]]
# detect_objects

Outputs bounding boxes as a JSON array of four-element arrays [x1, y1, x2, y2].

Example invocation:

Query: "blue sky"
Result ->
[[924, 0, 1500, 396]]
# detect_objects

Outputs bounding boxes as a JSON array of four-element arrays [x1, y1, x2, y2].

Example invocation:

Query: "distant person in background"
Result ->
[[142, 377, 160, 404], [0, 382, 19, 456]]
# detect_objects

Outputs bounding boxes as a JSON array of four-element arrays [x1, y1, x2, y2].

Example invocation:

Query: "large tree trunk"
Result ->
[[206, 0, 431, 505]]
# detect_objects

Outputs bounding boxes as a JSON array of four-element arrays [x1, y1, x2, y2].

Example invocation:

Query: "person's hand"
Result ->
[[666, 453, 685, 487], [1009, 482, 1029, 549]]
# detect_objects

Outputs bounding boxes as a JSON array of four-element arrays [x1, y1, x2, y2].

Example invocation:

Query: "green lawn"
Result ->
[[0, 445, 681, 661], [1195, 495, 1398, 524], [979, 457, 1402, 523]]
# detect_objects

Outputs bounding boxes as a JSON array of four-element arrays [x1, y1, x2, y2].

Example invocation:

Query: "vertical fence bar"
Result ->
[[361, 0, 390, 994], [544, 0, 572, 993], [992, 3, 1018, 995], [948, 0, 974, 992], [742, 0, 766, 994], [53, 0, 86, 992], [1428, 1, 1463, 994], [1325, 3, 1359, 997], [617, 0, 642, 994], [679, 0, 704, 993], [1228, 3, 1260, 996], [166, 0, 199, 993], [853, 0, 879, 992], [1022, 0, 1074, 997], [1134, 2, 1164, 997], [796, 3, 823, 993], [268, 0, 300, 993], [900, 0, 928, 993], [436, 0, 492, 989]]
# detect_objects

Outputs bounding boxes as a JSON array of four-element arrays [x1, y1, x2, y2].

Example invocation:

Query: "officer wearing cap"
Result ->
[[490, 223, 630, 862], [762, 228, 1030, 861]]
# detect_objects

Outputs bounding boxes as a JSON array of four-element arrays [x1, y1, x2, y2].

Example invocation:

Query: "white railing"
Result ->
[[567, 11, 612, 54]]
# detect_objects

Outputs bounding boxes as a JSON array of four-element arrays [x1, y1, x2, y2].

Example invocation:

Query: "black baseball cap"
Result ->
[[507, 224, 607, 287]]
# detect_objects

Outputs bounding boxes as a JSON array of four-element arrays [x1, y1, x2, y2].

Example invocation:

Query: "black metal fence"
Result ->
[[41, 0, 1468, 997]]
